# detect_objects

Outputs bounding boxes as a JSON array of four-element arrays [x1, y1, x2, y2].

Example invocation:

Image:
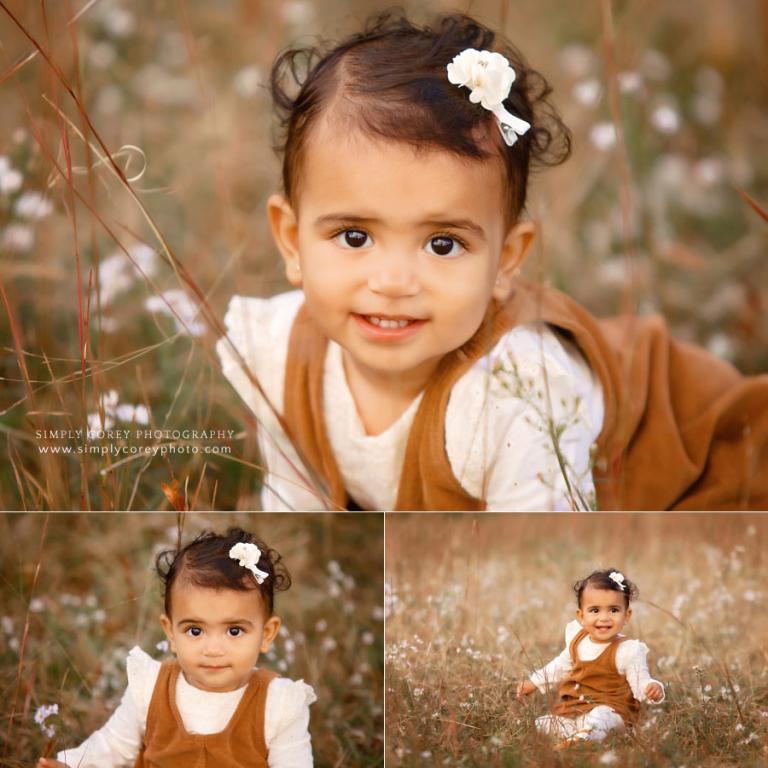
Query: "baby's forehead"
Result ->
[[581, 585, 623, 604], [297, 115, 508, 222], [169, 575, 267, 617]]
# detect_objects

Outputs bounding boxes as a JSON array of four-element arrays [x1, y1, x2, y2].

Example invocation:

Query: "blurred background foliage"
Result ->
[[1, 0, 767, 509], [0, 512, 384, 766]]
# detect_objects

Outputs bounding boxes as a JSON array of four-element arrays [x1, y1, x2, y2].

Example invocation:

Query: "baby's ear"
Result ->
[[267, 194, 302, 286], [159, 613, 176, 653], [260, 616, 282, 653], [493, 220, 536, 302]]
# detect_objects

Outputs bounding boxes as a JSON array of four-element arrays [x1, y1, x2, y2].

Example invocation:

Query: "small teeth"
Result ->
[[367, 316, 411, 329]]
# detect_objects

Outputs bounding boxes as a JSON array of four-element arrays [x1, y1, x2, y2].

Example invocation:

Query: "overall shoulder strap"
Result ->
[[283, 303, 349, 509]]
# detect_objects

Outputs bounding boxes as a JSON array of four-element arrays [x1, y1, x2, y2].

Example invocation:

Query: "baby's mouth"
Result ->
[[366, 315, 413, 329], [361, 314, 423, 329]]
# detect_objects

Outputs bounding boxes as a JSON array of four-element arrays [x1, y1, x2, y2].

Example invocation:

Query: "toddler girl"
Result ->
[[38, 527, 316, 768], [517, 568, 663, 749], [217, 11, 768, 511]]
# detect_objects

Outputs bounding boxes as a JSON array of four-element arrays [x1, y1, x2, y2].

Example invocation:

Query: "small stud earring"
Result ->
[[295, 263, 301, 273]]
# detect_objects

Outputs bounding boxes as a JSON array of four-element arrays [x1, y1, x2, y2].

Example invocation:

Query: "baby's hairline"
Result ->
[[165, 571, 274, 621], [284, 112, 525, 230]]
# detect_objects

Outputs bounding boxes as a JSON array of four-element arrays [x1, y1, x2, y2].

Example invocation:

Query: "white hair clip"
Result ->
[[229, 542, 269, 584], [446, 48, 531, 147], [609, 571, 627, 590]]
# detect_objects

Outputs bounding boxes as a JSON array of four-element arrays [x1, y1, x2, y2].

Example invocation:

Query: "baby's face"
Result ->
[[160, 582, 280, 692], [576, 586, 632, 643], [270, 119, 533, 396]]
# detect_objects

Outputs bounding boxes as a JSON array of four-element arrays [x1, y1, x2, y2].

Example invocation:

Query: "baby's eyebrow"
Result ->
[[177, 617, 255, 627], [314, 212, 486, 238]]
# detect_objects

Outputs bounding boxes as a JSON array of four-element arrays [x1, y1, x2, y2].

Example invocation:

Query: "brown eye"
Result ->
[[426, 236, 464, 258], [334, 229, 371, 248]]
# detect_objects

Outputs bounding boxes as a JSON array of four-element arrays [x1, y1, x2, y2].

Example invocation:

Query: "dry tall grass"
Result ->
[[0, 512, 384, 766], [1, 1, 766, 509], [386, 513, 768, 767]]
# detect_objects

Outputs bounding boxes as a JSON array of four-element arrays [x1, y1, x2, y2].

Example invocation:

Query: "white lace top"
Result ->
[[57, 646, 316, 767], [216, 291, 604, 510], [529, 619, 665, 704]]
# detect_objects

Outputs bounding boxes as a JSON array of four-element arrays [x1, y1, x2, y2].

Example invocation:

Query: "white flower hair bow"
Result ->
[[446, 48, 531, 147], [609, 571, 627, 590], [229, 542, 269, 584]]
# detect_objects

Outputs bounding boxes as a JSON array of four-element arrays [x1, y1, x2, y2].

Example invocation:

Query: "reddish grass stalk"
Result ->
[[3, 514, 50, 759]]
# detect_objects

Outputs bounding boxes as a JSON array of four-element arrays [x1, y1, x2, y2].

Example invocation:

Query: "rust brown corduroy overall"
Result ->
[[282, 281, 768, 510], [134, 662, 276, 768], [552, 628, 640, 725]]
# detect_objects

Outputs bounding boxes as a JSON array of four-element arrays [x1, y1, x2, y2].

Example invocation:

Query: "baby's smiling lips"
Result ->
[[352, 312, 427, 340]]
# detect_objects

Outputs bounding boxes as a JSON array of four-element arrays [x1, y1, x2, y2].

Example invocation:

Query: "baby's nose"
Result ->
[[367, 250, 421, 297], [203, 639, 225, 656]]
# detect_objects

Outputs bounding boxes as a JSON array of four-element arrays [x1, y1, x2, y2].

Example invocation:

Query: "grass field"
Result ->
[[0, 512, 384, 766], [386, 513, 768, 767], [1, 0, 766, 509]]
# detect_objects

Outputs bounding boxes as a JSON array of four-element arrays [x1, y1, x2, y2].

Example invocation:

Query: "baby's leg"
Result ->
[[579, 705, 625, 741], [535, 714, 579, 739]]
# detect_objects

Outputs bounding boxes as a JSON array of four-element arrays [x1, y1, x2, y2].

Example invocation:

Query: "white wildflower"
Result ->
[[115, 403, 150, 425], [651, 104, 680, 134], [558, 44, 595, 78], [89, 41, 117, 69], [29, 597, 45, 613], [321, 637, 337, 652], [281, 0, 315, 25], [0, 165, 22, 194], [102, 8, 136, 38], [572, 78, 601, 106], [155, 640, 169, 652], [589, 122, 616, 151], [15, 191, 53, 219], [233, 66, 262, 98], [361, 631, 375, 646], [2, 224, 34, 251], [34, 703, 58, 739], [618, 71, 643, 94], [96, 254, 133, 307], [87, 389, 119, 435], [642, 49, 671, 80], [145, 289, 205, 336]]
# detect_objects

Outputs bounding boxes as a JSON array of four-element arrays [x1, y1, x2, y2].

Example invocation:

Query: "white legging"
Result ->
[[535, 705, 625, 742]]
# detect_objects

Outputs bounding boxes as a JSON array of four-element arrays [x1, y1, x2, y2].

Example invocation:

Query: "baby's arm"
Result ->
[[527, 646, 572, 693], [46, 686, 143, 768], [265, 678, 317, 768], [521, 621, 580, 695], [617, 641, 665, 704]]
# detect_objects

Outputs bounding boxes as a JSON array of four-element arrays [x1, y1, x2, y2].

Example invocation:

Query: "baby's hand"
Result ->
[[516, 680, 537, 699], [37, 759, 69, 767], [645, 681, 664, 702]]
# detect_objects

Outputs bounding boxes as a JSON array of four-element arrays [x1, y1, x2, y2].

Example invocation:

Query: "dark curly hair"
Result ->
[[573, 568, 639, 609], [155, 527, 291, 617], [270, 10, 571, 224]]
